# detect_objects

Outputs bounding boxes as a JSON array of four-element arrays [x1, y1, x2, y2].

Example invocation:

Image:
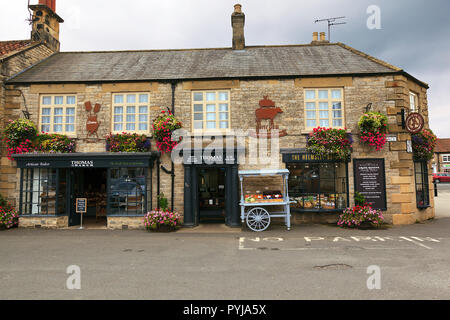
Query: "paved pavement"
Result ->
[[1, 194, 450, 300]]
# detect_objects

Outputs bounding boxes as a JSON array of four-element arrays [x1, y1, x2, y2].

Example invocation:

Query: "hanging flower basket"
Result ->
[[35, 133, 76, 153], [105, 133, 151, 152], [152, 110, 182, 153], [411, 128, 437, 161], [358, 112, 388, 151], [306, 127, 353, 161]]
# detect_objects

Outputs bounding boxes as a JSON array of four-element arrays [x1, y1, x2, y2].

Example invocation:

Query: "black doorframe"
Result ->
[[184, 164, 240, 227]]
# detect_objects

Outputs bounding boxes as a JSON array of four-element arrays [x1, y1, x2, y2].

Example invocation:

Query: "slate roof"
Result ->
[[435, 139, 450, 153], [7, 43, 403, 84], [0, 40, 37, 59]]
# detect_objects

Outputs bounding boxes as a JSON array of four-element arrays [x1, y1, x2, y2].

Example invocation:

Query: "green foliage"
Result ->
[[106, 133, 151, 152], [306, 127, 353, 161], [36, 133, 76, 153], [158, 193, 169, 211], [358, 112, 388, 134], [2, 119, 37, 148], [354, 192, 366, 206], [411, 129, 437, 161]]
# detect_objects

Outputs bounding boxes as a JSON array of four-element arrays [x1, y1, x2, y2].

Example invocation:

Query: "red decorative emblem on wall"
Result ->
[[405, 112, 424, 134], [85, 101, 101, 141], [251, 96, 287, 138]]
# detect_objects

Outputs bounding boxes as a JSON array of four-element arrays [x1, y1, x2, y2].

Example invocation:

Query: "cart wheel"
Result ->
[[246, 207, 271, 232]]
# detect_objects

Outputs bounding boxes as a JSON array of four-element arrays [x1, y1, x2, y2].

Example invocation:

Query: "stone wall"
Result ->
[[0, 43, 55, 205], [0, 43, 54, 78], [6, 74, 435, 226], [19, 216, 68, 229]]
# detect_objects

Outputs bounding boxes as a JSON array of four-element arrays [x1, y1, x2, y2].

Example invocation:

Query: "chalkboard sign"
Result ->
[[353, 159, 387, 210], [76, 198, 87, 214]]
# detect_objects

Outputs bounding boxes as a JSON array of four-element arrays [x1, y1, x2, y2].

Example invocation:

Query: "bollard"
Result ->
[[434, 180, 438, 197]]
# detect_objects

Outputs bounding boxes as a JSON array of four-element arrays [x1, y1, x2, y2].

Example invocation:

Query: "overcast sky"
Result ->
[[1, 0, 449, 137]]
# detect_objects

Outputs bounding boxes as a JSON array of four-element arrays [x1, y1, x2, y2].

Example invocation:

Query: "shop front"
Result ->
[[182, 148, 241, 227], [13, 152, 160, 228], [282, 149, 350, 214]]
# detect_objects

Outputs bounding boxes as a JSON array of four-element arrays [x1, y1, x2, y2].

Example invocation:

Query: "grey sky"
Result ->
[[1, 0, 449, 137]]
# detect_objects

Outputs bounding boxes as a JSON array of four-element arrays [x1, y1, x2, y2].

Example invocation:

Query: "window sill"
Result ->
[[301, 129, 352, 135]]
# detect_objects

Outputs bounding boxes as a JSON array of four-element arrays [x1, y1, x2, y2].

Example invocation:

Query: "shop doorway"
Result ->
[[197, 167, 226, 224], [69, 168, 108, 228]]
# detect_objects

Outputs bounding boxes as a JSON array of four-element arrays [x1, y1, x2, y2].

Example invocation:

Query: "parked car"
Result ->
[[433, 173, 450, 183]]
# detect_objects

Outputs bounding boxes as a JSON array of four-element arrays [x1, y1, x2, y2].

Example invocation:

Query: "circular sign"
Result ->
[[405, 112, 424, 134]]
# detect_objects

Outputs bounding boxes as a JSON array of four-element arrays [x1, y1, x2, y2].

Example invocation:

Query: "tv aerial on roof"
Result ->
[[314, 16, 347, 42]]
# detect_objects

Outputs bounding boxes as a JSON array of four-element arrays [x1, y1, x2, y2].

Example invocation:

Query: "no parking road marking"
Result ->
[[238, 236, 441, 251]]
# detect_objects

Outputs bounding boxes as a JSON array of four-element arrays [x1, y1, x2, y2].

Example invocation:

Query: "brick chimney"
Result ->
[[231, 4, 245, 50], [29, 0, 64, 52]]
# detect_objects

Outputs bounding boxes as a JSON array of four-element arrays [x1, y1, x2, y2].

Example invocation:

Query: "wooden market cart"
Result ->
[[239, 169, 292, 232]]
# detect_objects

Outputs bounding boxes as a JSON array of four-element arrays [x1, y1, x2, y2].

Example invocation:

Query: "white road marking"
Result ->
[[399, 237, 433, 250], [238, 236, 442, 251]]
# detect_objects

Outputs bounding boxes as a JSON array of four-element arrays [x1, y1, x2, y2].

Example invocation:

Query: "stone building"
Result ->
[[1, 0, 63, 207], [433, 139, 450, 173], [2, 3, 435, 229]]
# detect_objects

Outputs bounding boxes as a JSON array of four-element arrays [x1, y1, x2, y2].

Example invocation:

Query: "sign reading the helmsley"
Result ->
[[353, 159, 387, 210]]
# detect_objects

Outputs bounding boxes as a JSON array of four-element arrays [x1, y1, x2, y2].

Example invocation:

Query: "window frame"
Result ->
[[111, 92, 151, 134], [191, 90, 231, 133], [409, 91, 418, 112], [442, 155, 450, 163], [39, 94, 77, 135], [304, 88, 345, 130], [414, 161, 430, 209]]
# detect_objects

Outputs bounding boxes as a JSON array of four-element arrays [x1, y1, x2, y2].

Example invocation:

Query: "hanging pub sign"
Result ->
[[250, 96, 287, 138], [353, 158, 387, 210], [405, 112, 424, 134]]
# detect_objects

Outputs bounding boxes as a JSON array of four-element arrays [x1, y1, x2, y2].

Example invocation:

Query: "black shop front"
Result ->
[[14, 152, 160, 227], [182, 149, 241, 227]]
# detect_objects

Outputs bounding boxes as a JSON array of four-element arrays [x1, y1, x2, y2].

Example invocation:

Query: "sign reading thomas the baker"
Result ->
[[353, 159, 387, 210]]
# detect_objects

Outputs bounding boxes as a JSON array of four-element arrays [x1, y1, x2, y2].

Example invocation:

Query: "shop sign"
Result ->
[[250, 96, 287, 138], [405, 112, 425, 134], [25, 162, 51, 167], [184, 154, 236, 165], [386, 135, 398, 142], [406, 140, 413, 153], [282, 152, 344, 163], [85, 101, 101, 141], [16, 157, 152, 168], [353, 159, 387, 211], [76, 198, 87, 214], [71, 160, 94, 168]]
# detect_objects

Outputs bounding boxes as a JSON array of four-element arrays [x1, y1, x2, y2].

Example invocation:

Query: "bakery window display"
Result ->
[[287, 162, 348, 212]]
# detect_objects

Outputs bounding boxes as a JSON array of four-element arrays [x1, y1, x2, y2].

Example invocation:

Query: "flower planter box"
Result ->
[[147, 225, 177, 233]]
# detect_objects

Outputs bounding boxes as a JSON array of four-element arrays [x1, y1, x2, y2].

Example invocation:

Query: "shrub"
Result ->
[[411, 129, 437, 161], [152, 110, 182, 153], [106, 132, 151, 152], [143, 209, 181, 231], [36, 133, 76, 153], [337, 205, 384, 228], [358, 112, 388, 151], [354, 192, 367, 206], [306, 127, 353, 161], [0, 194, 19, 229]]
